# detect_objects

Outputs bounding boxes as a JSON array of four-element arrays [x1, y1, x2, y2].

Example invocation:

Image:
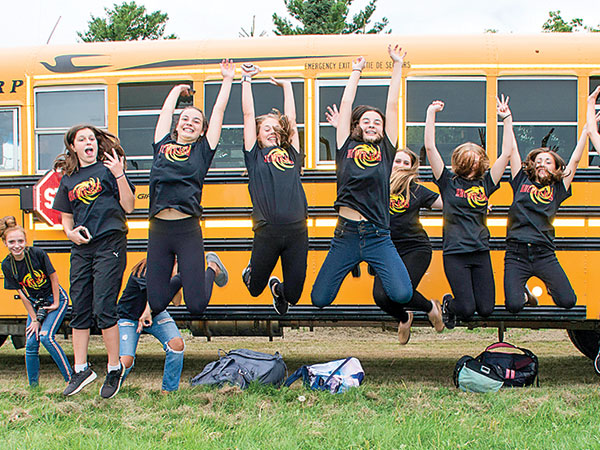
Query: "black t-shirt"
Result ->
[[1, 247, 55, 299], [117, 273, 147, 321], [434, 167, 500, 254], [389, 183, 439, 249], [507, 169, 571, 249], [149, 134, 216, 218], [334, 135, 396, 229], [53, 162, 134, 242], [244, 143, 307, 229]]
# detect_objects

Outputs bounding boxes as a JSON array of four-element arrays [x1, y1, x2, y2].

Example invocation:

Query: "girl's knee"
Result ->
[[167, 337, 184, 352], [121, 355, 135, 369]]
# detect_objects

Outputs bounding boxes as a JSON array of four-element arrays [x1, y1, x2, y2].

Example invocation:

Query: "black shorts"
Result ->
[[69, 232, 127, 329]]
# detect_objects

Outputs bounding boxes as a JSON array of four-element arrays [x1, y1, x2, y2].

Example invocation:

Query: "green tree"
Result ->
[[272, 0, 389, 35], [542, 10, 598, 32], [77, 1, 177, 42]]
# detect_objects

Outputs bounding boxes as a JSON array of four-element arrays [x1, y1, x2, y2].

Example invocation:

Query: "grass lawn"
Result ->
[[0, 326, 598, 450]]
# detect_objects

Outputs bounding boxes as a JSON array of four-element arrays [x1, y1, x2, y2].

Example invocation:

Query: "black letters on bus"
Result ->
[[0, 80, 24, 93]]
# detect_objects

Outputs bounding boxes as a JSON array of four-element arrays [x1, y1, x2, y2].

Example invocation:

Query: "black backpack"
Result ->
[[190, 349, 287, 389], [454, 342, 539, 392]]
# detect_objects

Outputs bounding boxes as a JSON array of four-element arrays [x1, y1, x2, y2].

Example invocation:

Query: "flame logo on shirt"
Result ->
[[529, 185, 553, 204], [348, 144, 382, 169], [21, 270, 47, 290], [465, 186, 488, 208], [265, 148, 294, 171], [389, 193, 409, 214], [71, 178, 102, 204], [160, 143, 191, 162]]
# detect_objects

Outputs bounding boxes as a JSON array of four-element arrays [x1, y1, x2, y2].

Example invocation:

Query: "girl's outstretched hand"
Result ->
[[496, 94, 511, 120], [220, 59, 235, 80], [352, 56, 366, 72], [388, 44, 406, 64], [270, 76, 291, 88], [241, 63, 261, 78], [326, 104, 340, 128], [428, 100, 445, 113], [104, 149, 125, 178]]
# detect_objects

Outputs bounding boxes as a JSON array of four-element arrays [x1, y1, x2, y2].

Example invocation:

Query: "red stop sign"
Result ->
[[33, 170, 63, 226]]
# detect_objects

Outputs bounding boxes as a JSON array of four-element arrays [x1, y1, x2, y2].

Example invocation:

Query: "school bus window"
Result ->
[[406, 78, 486, 165], [497, 78, 577, 159], [0, 108, 20, 172], [34, 86, 107, 172], [118, 81, 192, 171], [205, 80, 304, 169], [589, 77, 600, 166], [317, 81, 388, 165]]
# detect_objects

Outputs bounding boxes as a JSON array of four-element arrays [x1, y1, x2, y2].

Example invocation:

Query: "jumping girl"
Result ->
[[240, 64, 308, 314], [118, 259, 184, 393], [325, 106, 444, 343], [146, 60, 234, 318], [53, 125, 134, 398], [504, 88, 599, 315], [1, 216, 72, 387], [425, 96, 514, 328], [311, 45, 413, 310]]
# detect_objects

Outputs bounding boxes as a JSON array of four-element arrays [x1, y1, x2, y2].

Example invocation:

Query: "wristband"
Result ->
[[352, 69, 362, 73], [500, 113, 512, 121], [115, 173, 125, 180], [241, 75, 251, 83]]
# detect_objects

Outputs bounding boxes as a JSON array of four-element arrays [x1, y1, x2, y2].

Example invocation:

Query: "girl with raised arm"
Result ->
[[240, 64, 308, 315], [311, 46, 413, 312], [504, 88, 598, 316], [425, 96, 513, 328], [1, 216, 73, 387], [325, 105, 444, 344], [53, 125, 135, 398], [146, 60, 234, 319]]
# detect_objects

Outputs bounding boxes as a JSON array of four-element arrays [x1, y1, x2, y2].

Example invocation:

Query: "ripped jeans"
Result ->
[[118, 310, 184, 391]]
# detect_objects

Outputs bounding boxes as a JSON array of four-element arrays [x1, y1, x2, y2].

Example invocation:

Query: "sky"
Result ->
[[1, 0, 600, 47]]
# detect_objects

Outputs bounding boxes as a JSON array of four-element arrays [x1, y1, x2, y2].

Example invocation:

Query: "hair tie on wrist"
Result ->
[[352, 69, 362, 72], [501, 113, 512, 120], [115, 173, 125, 180]]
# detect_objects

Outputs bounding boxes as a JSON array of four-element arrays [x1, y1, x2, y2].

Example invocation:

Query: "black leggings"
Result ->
[[244, 223, 308, 305], [146, 217, 215, 315], [373, 245, 433, 323], [504, 241, 576, 313], [443, 250, 495, 320]]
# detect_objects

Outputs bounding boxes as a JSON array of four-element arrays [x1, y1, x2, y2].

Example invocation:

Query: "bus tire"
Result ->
[[567, 329, 600, 360]]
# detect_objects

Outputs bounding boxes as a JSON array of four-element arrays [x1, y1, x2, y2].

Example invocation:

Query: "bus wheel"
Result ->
[[567, 329, 600, 360], [0, 335, 6, 348]]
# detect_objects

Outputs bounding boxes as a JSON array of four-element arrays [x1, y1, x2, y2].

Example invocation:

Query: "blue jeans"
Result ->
[[25, 286, 73, 386], [118, 311, 184, 392], [311, 217, 413, 308]]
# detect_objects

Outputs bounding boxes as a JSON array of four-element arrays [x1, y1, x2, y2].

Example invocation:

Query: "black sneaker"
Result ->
[[270, 276, 288, 315], [242, 264, 251, 287], [442, 294, 456, 330], [594, 348, 600, 376], [100, 365, 124, 399], [63, 366, 97, 396]]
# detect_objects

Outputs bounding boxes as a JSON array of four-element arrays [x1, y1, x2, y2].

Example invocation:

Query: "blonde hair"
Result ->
[[451, 142, 489, 180], [0, 216, 25, 242], [390, 148, 419, 200], [53, 125, 127, 177]]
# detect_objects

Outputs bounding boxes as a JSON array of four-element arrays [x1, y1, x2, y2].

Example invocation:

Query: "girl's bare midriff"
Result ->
[[155, 208, 192, 220], [338, 206, 367, 221]]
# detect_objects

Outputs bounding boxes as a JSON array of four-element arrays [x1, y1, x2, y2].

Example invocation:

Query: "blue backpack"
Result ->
[[284, 357, 364, 394]]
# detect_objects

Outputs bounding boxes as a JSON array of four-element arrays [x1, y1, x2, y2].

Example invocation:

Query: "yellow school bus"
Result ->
[[0, 34, 599, 356]]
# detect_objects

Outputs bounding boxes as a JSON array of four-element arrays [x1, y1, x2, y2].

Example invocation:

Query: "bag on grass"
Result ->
[[454, 342, 539, 393], [284, 357, 364, 394], [190, 349, 287, 389]]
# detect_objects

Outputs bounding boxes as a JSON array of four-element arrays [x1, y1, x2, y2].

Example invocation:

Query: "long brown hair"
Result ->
[[53, 125, 127, 176], [350, 105, 386, 142], [171, 106, 208, 142], [523, 147, 566, 185], [256, 109, 293, 149], [131, 258, 147, 278], [451, 142, 489, 180], [0, 216, 25, 242], [390, 149, 419, 200]]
